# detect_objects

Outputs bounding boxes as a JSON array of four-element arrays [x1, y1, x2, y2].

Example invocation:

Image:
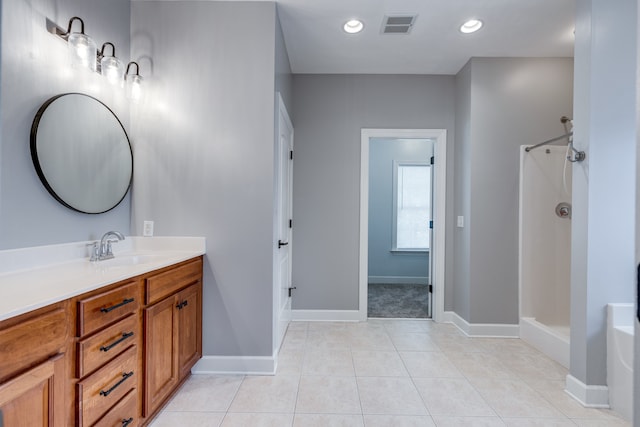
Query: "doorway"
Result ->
[[367, 138, 434, 318], [359, 129, 447, 322], [273, 93, 294, 353]]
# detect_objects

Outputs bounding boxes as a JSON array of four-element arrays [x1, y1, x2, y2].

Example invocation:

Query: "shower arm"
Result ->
[[524, 132, 574, 152]]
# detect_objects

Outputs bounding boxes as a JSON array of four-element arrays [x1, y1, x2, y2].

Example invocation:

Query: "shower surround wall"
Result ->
[[519, 145, 572, 367]]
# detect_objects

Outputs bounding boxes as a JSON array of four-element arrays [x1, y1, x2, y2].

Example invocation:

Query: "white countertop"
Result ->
[[0, 236, 206, 322]]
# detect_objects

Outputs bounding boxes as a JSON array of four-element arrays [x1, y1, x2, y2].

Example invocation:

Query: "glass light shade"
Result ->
[[68, 32, 97, 71], [101, 56, 125, 86], [125, 74, 143, 102]]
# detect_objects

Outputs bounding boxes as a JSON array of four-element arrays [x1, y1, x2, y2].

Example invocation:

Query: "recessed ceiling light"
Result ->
[[344, 19, 364, 34], [460, 19, 483, 34]]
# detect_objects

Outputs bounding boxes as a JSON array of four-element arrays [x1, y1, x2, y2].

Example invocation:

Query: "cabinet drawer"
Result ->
[[78, 346, 137, 426], [92, 389, 138, 427], [0, 305, 68, 381], [145, 258, 202, 305], [77, 314, 138, 378], [78, 282, 139, 337]]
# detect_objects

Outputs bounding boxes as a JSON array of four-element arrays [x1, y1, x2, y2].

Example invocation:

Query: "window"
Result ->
[[392, 161, 431, 251]]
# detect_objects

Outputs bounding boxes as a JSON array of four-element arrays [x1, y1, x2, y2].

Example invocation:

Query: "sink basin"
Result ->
[[93, 254, 165, 268]]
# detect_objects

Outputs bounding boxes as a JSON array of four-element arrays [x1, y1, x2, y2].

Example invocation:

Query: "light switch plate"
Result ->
[[143, 220, 154, 237], [457, 216, 464, 228]]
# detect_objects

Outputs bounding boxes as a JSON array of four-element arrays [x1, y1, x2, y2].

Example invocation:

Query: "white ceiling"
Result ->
[[136, 0, 576, 75], [276, 0, 576, 74]]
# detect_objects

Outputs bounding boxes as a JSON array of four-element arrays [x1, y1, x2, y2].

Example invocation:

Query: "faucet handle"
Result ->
[[87, 242, 100, 261]]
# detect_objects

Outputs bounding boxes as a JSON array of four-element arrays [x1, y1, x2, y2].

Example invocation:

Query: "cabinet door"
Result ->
[[176, 283, 202, 378], [0, 354, 65, 427], [143, 296, 178, 417]]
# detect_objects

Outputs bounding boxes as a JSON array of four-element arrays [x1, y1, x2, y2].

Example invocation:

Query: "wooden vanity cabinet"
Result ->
[[0, 255, 203, 427], [0, 301, 70, 427], [143, 258, 202, 419]]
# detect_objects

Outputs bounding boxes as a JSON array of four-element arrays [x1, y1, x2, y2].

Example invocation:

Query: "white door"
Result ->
[[275, 95, 294, 351]]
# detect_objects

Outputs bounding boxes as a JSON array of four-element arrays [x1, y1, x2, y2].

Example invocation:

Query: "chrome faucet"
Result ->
[[90, 231, 125, 261]]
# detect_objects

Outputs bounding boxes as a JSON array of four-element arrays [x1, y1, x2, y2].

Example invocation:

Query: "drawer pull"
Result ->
[[99, 371, 133, 397], [100, 332, 135, 352], [122, 417, 134, 427], [100, 298, 135, 313]]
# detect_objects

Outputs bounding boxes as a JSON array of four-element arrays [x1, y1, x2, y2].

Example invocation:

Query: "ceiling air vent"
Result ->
[[381, 15, 417, 34]]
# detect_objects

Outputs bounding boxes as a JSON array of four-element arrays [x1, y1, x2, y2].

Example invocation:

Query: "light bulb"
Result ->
[[460, 19, 483, 34], [343, 19, 364, 34]]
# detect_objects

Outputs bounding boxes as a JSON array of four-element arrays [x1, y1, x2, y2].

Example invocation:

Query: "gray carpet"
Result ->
[[367, 283, 430, 318]]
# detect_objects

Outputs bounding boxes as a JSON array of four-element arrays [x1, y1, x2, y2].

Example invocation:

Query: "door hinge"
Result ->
[[428, 284, 433, 293], [289, 219, 293, 228], [430, 156, 435, 165], [429, 220, 433, 229], [288, 286, 297, 297], [290, 150, 293, 160]]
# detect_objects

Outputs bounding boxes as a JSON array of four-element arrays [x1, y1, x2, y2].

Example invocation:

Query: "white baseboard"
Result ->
[[292, 309, 361, 322], [565, 374, 609, 408], [368, 276, 429, 285], [444, 311, 520, 338], [519, 317, 570, 368], [191, 355, 275, 375]]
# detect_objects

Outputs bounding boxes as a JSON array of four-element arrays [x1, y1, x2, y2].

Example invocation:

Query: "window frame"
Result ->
[[391, 160, 431, 253]]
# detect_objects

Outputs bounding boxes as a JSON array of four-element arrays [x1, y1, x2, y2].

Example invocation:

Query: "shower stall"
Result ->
[[519, 143, 574, 368]]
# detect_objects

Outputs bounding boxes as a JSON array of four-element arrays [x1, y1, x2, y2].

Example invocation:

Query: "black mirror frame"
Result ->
[[30, 93, 133, 214]]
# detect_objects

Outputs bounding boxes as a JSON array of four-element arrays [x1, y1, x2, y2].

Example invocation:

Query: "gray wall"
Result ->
[[0, 0, 131, 250], [275, 7, 293, 116], [453, 61, 472, 320], [130, 1, 281, 357], [571, 0, 637, 386], [291, 74, 455, 310], [368, 137, 432, 281], [453, 57, 574, 324]]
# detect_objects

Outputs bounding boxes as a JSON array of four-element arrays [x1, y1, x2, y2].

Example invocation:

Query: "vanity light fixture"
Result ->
[[51, 17, 146, 100], [99, 43, 125, 86], [56, 16, 97, 71], [343, 19, 364, 34], [125, 62, 143, 101], [460, 19, 483, 34]]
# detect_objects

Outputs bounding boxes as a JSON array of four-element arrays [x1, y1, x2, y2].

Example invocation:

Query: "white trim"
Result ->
[[192, 355, 276, 376], [519, 317, 570, 368], [360, 129, 447, 323], [368, 276, 428, 285], [565, 375, 610, 408], [444, 311, 520, 338], [292, 309, 361, 322]]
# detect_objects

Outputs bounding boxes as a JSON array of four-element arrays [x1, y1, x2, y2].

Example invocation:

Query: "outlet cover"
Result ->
[[143, 221, 154, 237]]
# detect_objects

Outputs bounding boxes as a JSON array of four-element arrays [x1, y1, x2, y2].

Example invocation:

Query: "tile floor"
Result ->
[[150, 320, 631, 427]]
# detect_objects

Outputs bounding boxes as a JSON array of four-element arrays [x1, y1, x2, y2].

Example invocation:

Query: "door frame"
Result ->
[[273, 92, 294, 355], [359, 128, 447, 322]]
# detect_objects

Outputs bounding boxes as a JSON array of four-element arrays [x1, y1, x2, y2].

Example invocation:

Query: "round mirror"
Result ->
[[30, 93, 133, 214]]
